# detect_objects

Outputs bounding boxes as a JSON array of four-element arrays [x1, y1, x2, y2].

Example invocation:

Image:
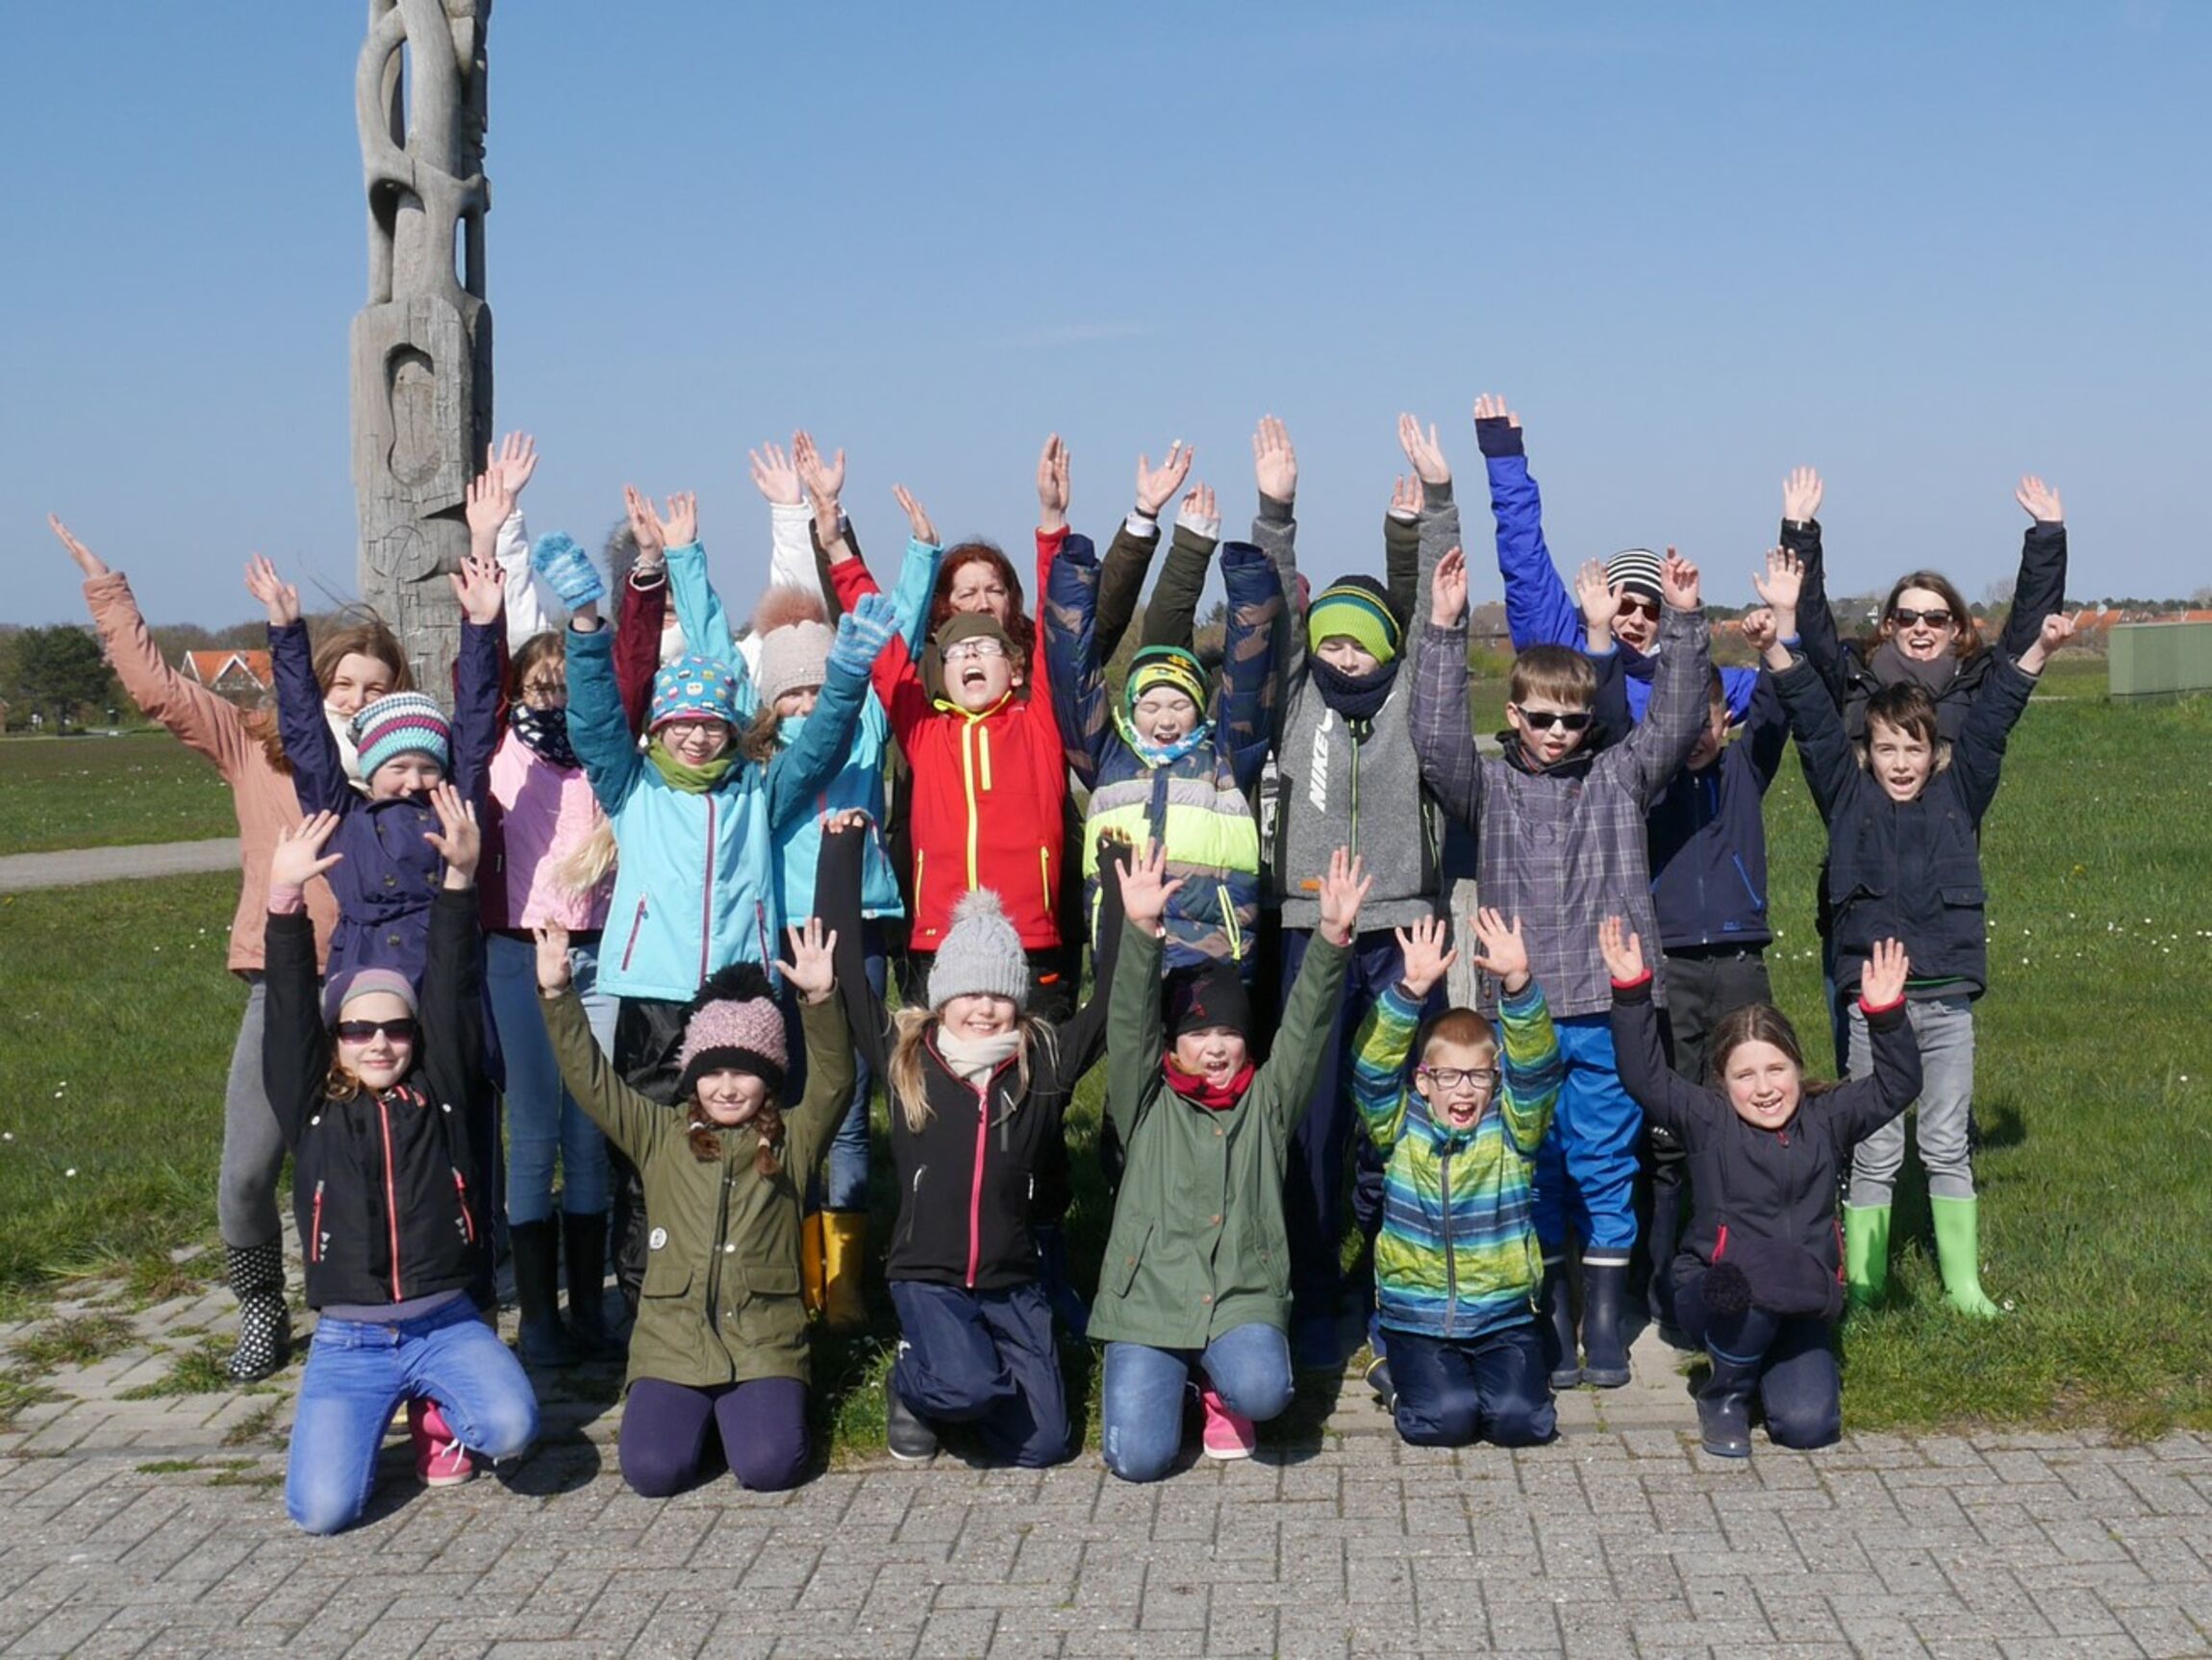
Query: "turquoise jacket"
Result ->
[[666, 534, 939, 924], [565, 617, 866, 1002], [1353, 979, 1563, 1340]]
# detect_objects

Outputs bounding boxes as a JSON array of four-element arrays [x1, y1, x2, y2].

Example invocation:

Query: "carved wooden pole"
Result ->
[[350, 0, 492, 698]]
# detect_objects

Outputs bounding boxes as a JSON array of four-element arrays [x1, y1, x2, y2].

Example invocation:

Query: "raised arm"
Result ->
[[1351, 911, 1450, 1156], [1469, 910, 1564, 1157], [1999, 475, 2070, 662], [1257, 847, 1365, 1134], [1141, 487, 1220, 654], [1216, 540, 1284, 792], [248, 557, 348, 815], [1397, 413, 1462, 682], [1409, 548, 1488, 830], [563, 608, 644, 814], [665, 536, 738, 667], [1095, 442, 1194, 660], [1049, 835, 1130, 1093], [1778, 467, 1848, 710], [1383, 475, 1421, 630], [774, 918, 855, 1161], [445, 562, 505, 806], [1599, 918, 1715, 1138], [815, 815, 893, 1078], [1822, 941, 1925, 1145], [765, 596, 895, 829], [1474, 395, 1580, 652], [1043, 531, 1112, 786], [1616, 553, 1712, 806], [535, 922, 672, 1164], [415, 784, 487, 1135], [1248, 415, 1305, 711], [1950, 628, 2048, 821], [261, 814, 344, 1147]]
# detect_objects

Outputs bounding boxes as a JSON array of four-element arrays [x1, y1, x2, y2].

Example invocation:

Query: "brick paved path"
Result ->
[[4, 1232, 2208, 1657]]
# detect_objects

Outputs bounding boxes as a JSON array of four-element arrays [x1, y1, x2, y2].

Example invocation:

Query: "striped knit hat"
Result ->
[[1307, 574, 1402, 666], [649, 655, 740, 730], [1604, 547, 1664, 602], [349, 692, 450, 783], [1124, 645, 1208, 717]]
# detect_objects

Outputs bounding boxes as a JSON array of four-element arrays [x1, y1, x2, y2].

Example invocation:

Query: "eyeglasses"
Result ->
[[1514, 709, 1592, 732], [1889, 607, 1954, 630], [335, 1017, 420, 1044], [520, 679, 566, 703], [943, 638, 1008, 662], [1419, 1066, 1499, 1092], [1614, 594, 1661, 621]]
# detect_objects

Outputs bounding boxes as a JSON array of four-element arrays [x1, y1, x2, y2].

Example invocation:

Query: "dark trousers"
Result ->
[[890, 1279, 1070, 1468], [611, 996, 690, 1311], [1674, 1266, 1841, 1449], [1280, 926, 1439, 1323], [1389, 1321, 1555, 1447], [617, 1375, 809, 1496]]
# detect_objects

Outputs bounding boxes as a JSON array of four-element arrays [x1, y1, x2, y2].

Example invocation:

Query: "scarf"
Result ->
[[646, 737, 736, 794], [1869, 639, 1959, 696], [510, 703, 578, 771], [935, 1026, 1021, 1087], [1309, 655, 1399, 722], [1163, 1053, 1255, 1111], [324, 705, 365, 787], [1118, 709, 1213, 770]]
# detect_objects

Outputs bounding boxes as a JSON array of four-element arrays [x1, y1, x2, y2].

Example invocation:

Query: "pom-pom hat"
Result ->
[[754, 589, 834, 709], [676, 965, 788, 1098], [925, 890, 1030, 1011]]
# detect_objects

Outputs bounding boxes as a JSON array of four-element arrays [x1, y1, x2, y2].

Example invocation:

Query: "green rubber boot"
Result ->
[[1842, 1203, 1891, 1312], [1929, 1195, 2002, 1319]]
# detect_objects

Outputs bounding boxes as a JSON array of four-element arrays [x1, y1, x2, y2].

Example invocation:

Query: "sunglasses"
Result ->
[[1889, 607, 1955, 630], [1613, 593, 1661, 621], [943, 638, 1008, 662], [1419, 1066, 1499, 1091], [335, 1017, 420, 1044], [1514, 709, 1592, 732]]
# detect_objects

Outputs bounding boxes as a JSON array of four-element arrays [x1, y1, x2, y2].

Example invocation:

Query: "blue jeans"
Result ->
[[1387, 1321, 1555, 1447], [890, 1279, 1069, 1467], [1531, 1015, 1642, 1253], [285, 1297, 539, 1535], [1674, 1266, 1841, 1449], [487, 932, 615, 1222], [1100, 1321, 1293, 1483]]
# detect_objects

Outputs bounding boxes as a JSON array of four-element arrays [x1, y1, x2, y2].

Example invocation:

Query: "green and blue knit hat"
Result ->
[[1307, 575, 1401, 666]]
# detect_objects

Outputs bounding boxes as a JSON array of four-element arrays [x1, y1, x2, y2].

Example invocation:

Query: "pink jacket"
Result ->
[[82, 573, 338, 975], [481, 728, 616, 933]]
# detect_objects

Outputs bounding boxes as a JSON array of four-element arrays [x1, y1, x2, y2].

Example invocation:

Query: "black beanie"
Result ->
[[1165, 962, 1252, 1041]]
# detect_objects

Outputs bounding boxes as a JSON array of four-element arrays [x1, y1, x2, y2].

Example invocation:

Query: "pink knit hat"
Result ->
[[676, 965, 788, 1097]]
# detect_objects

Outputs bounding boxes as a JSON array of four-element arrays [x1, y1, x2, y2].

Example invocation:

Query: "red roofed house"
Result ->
[[180, 649, 274, 707]]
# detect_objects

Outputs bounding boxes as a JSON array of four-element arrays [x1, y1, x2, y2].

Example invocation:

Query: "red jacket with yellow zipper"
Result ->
[[827, 527, 1072, 954]]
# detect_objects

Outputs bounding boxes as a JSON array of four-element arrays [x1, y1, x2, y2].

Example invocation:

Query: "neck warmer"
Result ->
[[1870, 639, 1960, 695], [324, 705, 365, 788], [1163, 1053, 1256, 1111], [646, 736, 736, 794], [1309, 655, 1400, 722], [1119, 710, 1214, 769], [935, 1026, 1021, 1087], [510, 703, 578, 771]]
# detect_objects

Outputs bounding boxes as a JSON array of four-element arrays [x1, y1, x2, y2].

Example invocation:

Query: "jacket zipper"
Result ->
[[1219, 887, 1243, 961], [966, 1081, 989, 1289], [699, 792, 718, 984], [1439, 1143, 1458, 1337], [311, 1179, 325, 1263], [1714, 1222, 1729, 1262], [378, 1097, 404, 1297], [902, 1166, 926, 1247], [620, 895, 648, 971], [706, 1141, 737, 1346], [961, 721, 982, 891], [914, 850, 927, 933], [1038, 846, 1052, 923], [452, 1168, 475, 1245]]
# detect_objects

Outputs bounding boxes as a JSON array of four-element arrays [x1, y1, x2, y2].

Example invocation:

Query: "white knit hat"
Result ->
[[755, 620, 834, 708]]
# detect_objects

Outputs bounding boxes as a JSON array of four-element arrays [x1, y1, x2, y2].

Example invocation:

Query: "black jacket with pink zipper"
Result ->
[[264, 888, 490, 1310], [818, 820, 1122, 1292], [1610, 972, 1920, 1305]]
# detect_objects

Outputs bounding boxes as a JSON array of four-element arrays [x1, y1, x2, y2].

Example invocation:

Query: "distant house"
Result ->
[[180, 648, 274, 706]]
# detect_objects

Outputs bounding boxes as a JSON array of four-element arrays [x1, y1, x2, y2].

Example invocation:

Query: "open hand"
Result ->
[[1394, 915, 1457, 1001], [1135, 441, 1194, 516], [1574, 558, 1621, 637], [449, 546, 505, 625], [1114, 838, 1186, 935], [1251, 415, 1297, 501], [1469, 906, 1531, 994], [658, 490, 699, 549], [775, 918, 840, 1004], [422, 781, 481, 883], [792, 431, 845, 509], [1471, 392, 1521, 429], [1317, 846, 1373, 946], [1176, 482, 1219, 535], [1751, 546, 1803, 616], [269, 810, 344, 897], [1037, 433, 1071, 533], [2016, 473, 2064, 523], [1782, 465, 1822, 525], [622, 485, 666, 566], [1859, 938, 1910, 1008], [243, 555, 300, 627], [534, 921, 573, 993], [465, 465, 515, 538], [1659, 547, 1700, 612], [892, 484, 937, 546], [48, 516, 110, 580], [1598, 915, 1646, 984], [1396, 413, 1450, 487], [491, 432, 539, 498], [1431, 545, 1469, 627], [748, 441, 803, 506]]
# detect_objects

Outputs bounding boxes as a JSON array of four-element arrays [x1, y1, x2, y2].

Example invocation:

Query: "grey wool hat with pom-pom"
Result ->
[[753, 587, 834, 707], [925, 889, 1030, 1011]]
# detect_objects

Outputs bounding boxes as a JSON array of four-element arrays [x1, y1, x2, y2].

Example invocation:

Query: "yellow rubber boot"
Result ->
[[800, 1212, 826, 1319], [821, 1211, 868, 1331]]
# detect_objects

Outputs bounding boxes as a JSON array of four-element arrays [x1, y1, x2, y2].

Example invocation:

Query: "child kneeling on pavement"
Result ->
[[536, 918, 852, 1496], [1353, 909, 1565, 1447], [1602, 918, 1922, 1457]]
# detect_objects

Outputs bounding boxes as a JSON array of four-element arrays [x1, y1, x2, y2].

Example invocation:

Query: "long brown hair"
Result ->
[[737, 705, 782, 766], [1860, 569, 1984, 663], [253, 616, 414, 773], [1708, 1004, 1830, 1100], [686, 1100, 786, 1176], [885, 1008, 1058, 1134], [930, 542, 1036, 665]]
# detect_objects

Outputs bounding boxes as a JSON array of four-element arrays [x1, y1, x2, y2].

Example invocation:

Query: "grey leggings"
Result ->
[[218, 974, 289, 1250]]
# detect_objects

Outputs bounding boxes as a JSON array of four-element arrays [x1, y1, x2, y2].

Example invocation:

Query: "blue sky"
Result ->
[[7, 3, 2207, 627]]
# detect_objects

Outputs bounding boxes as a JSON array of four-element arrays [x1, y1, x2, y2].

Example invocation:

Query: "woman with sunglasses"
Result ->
[[264, 792, 539, 1535]]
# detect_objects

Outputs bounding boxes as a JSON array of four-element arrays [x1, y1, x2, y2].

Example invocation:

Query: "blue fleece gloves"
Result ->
[[529, 533, 605, 609], [828, 592, 899, 677]]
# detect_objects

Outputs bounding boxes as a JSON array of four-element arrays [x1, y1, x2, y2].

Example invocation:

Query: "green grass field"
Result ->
[[0, 732, 236, 852], [4, 657, 2205, 1446]]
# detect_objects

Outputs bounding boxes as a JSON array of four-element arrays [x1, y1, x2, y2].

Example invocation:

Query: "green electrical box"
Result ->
[[2109, 621, 2212, 697]]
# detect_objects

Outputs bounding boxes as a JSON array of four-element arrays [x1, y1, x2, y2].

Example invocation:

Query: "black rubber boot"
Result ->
[[1539, 1257, 1581, 1390], [1646, 1160, 1691, 1347], [886, 1377, 940, 1463], [1697, 1346, 1758, 1458], [224, 1241, 290, 1384], [1578, 1257, 1633, 1388], [510, 1220, 575, 1368], [562, 1211, 622, 1361]]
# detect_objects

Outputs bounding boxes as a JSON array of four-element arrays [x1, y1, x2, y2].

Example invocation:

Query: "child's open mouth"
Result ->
[[962, 667, 987, 690]]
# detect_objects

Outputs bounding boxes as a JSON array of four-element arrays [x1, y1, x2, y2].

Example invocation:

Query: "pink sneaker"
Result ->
[[1198, 1383, 1255, 1460], [408, 1397, 475, 1487]]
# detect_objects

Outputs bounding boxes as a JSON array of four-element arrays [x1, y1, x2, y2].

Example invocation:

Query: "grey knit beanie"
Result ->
[[755, 619, 834, 708], [926, 890, 1030, 1011]]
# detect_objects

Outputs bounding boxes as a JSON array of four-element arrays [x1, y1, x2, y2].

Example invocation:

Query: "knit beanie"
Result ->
[[1307, 575, 1402, 665], [323, 966, 420, 1027], [1604, 547, 1664, 603], [1165, 961, 1253, 1041], [349, 692, 451, 784], [676, 965, 789, 1098], [756, 621, 834, 708], [925, 890, 1030, 1011], [1123, 645, 1208, 717], [649, 654, 740, 731]]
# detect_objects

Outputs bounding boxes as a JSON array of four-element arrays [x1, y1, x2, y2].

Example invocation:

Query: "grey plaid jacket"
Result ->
[[1410, 605, 1711, 1017]]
